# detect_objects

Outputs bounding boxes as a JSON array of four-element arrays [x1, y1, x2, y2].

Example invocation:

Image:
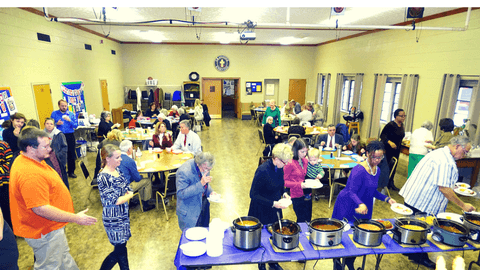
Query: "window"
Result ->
[[340, 77, 355, 112], [380, 78, 401, 122], [453, 82, 475, 126], [316, 75, 326, 105]]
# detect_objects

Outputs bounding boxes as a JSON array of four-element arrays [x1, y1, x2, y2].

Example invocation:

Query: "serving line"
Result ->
[[174, 220, 478, 270]]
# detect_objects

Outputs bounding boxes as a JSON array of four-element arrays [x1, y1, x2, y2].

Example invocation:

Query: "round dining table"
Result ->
[[274, 125, 327, 136], [135, 150, 194, 173]]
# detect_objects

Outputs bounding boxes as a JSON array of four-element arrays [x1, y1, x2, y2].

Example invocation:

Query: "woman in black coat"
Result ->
[[248, 144, 293, 270], [201, 100, 211, 127], [98, 111, 120, 142], [287, 117, 306, 137], [263, 116, 282, 145]]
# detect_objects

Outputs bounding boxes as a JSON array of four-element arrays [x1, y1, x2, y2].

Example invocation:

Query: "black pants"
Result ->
[[100, 242, 129, 270], [292, 197, 312, 223], [64, 133, 76, 175], [0, 185, 12, 229], [195, 196, 210, 228]]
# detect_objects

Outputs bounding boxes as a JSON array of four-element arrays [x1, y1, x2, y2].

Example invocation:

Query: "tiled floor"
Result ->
[[15, 117, 480, 269]]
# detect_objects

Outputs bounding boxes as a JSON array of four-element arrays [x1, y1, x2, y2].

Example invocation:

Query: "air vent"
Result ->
[[85, 44, 92, 50], [37, 33, 51, 42], [111, 50, 116, 55]]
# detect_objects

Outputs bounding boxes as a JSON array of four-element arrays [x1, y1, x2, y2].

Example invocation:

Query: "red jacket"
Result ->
[[284, 157, 308, 199], [152, 133, 173, 149]]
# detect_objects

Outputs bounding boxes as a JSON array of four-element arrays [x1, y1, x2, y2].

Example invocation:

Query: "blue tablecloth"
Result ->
[[174, 220, 478, 269]]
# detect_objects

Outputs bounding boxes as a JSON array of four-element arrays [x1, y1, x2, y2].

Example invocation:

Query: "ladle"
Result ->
[[277, 211, 283, 232]]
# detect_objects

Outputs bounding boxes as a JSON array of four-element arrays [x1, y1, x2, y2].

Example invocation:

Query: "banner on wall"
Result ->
[[61, 81, 86, 120], [0, 87, 18, 123]]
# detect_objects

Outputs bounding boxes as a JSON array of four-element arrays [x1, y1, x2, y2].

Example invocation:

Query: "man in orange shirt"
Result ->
[[9, 127, 97, 270]]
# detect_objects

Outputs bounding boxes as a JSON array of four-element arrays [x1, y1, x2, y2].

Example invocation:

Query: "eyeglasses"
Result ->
[[36, 144, 51, 150], [277, 158, 289, 166], [398, 114, 406, 118], [461, 146, 469, 156], [370, 155, 384, 161]]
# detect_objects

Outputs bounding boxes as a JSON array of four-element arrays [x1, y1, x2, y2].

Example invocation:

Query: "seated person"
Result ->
[[287, 117, 306, 137], [149, 122, 173, 149], [118, 140, 155, 212], [314, 124, 344, 149], [152, 113, 171, 131], [128, 110, 143, 128], [296, 105, 313, 126], [178, 108, 191, 122], [263, 116, 282, 145], [144, 102, 160, 118], [172, 120, 202, 154], [98, 111, 120, 142], [94, 129, 124, 180], [343, 134, 366, 155], [169, 105, 180, 118]]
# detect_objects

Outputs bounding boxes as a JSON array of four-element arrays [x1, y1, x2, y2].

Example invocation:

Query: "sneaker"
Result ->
[[304, 194, 311, 201]]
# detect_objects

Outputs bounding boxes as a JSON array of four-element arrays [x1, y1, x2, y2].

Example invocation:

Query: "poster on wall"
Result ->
[[0, 87, 18, 123], [61, 81, 86, 120]]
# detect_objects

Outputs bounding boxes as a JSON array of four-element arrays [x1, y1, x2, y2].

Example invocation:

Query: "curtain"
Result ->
[[316, 73, 331, 123], [433, 74, 461, 139], [331, 73, 344, 124], [368, 74, 388, 139], [398, 74, 419, 132], [352, 73, 364, 110]]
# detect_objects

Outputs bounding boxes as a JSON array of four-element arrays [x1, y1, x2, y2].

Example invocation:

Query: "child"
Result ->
[[304, 148, 325, 200]]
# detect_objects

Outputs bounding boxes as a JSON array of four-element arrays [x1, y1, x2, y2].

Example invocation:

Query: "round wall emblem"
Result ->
[[214, 55, 230, 72]]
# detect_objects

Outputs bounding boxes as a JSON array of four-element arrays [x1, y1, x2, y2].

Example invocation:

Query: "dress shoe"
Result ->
[[68, 173, 77, 178], [258, 263, 266, 270], [142, 203, 155, 212], [129, 199, 139, 208], [268, 263, 283, 270]]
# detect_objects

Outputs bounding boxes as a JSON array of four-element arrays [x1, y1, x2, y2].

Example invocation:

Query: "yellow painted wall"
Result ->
[[121, 44, 316, 111], [0, 8, 124, 120], [310, 9, 480, 140]]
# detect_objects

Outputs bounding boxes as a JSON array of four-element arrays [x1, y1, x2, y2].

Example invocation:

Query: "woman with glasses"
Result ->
[[248, 143, 293, 270], [380, 108, 406, 191], [331, 140, 396, 270]]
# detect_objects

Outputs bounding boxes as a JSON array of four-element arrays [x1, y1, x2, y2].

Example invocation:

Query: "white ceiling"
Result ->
[[32, 7, 465, 45]]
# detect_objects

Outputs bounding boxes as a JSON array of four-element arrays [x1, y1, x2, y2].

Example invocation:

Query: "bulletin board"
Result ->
[[61, 81, 86, 120], [246, 82, 262, 93], [0, 87, 18, 123]]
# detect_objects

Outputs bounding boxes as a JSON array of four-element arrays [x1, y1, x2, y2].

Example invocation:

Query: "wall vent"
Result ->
[[85, 44, 92, 50], [37, 33, 51, 42], [111, 50, 116, 55]]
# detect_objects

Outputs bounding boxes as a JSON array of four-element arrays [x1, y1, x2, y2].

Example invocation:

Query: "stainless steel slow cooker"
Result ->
[[307, 218, 344, 247], [268, 219, 301, 250], [463, 212, 480, 242], [432, 218, 469, 247], [232, 216, 262, 251], [392, 218, 430, 245], [353, 219, 386, 247]]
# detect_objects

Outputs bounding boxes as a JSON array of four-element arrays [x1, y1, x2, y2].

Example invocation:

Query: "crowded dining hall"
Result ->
[[2, 6, 480, 270]]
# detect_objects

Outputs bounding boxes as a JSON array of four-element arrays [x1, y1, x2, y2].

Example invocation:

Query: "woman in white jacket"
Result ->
[[193, 99, 204, 130]]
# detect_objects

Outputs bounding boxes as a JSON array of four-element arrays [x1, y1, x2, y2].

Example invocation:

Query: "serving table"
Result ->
[[174, 220, 479, 270]]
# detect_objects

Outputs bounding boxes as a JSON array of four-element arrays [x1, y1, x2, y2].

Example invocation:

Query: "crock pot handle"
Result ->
[[230, 226, 235, 233], [460, 236, 468, 242], [471, 230, 480, 241], [432, 232, 443, 243]]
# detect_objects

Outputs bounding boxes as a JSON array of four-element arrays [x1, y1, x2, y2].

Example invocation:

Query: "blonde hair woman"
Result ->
[[194, 99, 204, 122], [149, 122, 173, 149], [98, 144, 134, 270], [94, 129, 124, 180]]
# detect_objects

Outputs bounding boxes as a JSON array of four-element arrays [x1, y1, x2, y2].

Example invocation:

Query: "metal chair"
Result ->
[[156, 171, 177, 220], [386, 157, 398, 197], [250, 109, 257, 126], [328, 169, 348, 208], [131, 192, 144, 212], [288, 133, 302, 140], [79, 161, 97, 208], [257, 129, 266, 155]]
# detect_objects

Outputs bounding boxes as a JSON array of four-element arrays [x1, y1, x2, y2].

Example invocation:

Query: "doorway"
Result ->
[[202, 78, 241, 119], [32, 83, 53, 129]]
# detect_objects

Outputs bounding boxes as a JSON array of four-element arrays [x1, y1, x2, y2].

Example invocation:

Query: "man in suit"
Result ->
[[176, 152, 216, 231], [314, 124, 344, 149]]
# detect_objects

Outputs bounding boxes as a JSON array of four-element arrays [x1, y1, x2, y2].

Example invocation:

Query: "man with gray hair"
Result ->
[[118, 140, 155, 212], [399, 135, 475, 268], [172, 120, 202, 154], [176, 152, 216, 231]]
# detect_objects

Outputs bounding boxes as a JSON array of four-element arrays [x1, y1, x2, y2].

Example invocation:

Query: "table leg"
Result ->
[[374, 254, 383, 270]]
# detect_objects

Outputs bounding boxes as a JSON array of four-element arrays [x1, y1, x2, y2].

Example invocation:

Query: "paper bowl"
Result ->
[[166, 148, 172, 153]]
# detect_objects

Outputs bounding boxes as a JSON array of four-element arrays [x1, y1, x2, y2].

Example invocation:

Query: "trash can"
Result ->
[[76, 140, 87, 159]]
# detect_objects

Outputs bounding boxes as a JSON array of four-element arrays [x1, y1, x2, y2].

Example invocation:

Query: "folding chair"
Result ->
[[79, 161, 98, 208], [257, 129, 266, 155], [328, 168, 348, 208], [131, 192, 144, 212], [156, 171, 177, 220]]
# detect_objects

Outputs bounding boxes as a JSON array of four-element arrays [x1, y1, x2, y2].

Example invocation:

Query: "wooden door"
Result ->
[[288, 79, 307, 105], [32, 84, 53, 129], [235, 79, 242, 119], [100, 79, 110, 111], [202, 79, 222, 118]]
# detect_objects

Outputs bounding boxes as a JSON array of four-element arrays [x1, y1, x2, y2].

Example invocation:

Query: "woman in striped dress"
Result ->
[[98, 144, 134, 270]]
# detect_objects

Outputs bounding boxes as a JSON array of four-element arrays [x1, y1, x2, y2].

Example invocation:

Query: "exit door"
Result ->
[[32, 84, 53, 129]]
